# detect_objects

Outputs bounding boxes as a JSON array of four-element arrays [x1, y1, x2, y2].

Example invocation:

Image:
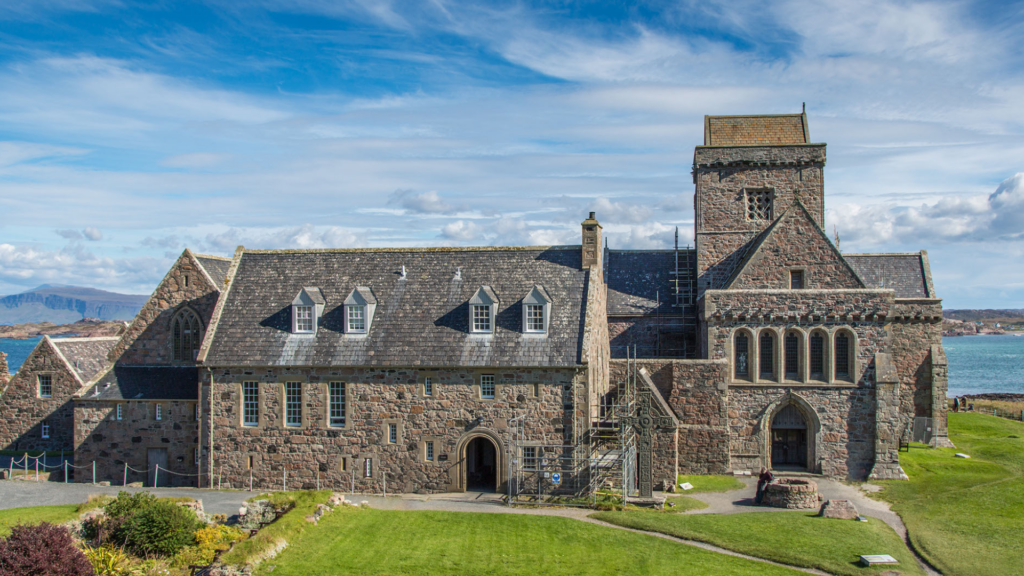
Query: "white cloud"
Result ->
[[82, 227, 103, 241], [202, 224, 365, 252], [439, 220, 482, 242], [388, 189, 463, 214], [0, 241, 165, 295]]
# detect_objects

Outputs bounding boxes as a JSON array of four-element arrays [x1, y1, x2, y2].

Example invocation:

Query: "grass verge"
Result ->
[[0, 505, 80, 537], [875, 412, 1024, 576], [664, 495, 708, 512], [590, 510, 924, 576], [218, 490, 331, 568], [256, 507, 805, 576], [675, 474, 745, 493]]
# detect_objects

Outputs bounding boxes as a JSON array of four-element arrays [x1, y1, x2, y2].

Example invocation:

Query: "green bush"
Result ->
[[122, 499, 204, 557]]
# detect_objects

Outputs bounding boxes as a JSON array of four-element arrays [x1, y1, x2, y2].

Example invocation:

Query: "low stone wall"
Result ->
[[763, 478, 819, 509]]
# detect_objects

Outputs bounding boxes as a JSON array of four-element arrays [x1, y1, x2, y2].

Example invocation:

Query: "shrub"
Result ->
[[173, 525, 247, 568], [121, 500, 204, 557], [0, 522, 93, 576], [82, 545, 130, 576]]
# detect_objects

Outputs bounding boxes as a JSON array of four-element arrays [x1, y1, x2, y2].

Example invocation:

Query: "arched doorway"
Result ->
[[771, 404, 808, 470], [465, 436, 497, 491]]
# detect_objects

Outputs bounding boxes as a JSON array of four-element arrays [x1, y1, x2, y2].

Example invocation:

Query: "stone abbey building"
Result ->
[[0, 112, 948, 492]]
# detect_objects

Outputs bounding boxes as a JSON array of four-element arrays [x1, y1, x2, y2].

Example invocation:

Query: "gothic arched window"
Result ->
[[810, 331, 826, 380], [835, 331, 854, 380], [172, 309, 202, 361], [759, 332, 775, 379], [734, 333, 750, 379]]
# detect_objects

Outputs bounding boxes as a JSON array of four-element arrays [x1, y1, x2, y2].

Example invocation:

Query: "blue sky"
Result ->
[[0, 0, 1023, 309]]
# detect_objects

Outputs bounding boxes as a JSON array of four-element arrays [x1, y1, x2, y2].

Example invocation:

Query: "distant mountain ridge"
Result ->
[[0, 285, 148, 325], [944, 309, 1024, 324]]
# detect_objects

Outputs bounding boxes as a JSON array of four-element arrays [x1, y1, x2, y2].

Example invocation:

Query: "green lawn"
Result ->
[[875, 413, 1024, 576], [257, 508, 806, 576], [0, 505, 80, 537], [664, 495, 708, 512], [675, 474, 745, 493], [591, 510, 923, 576]]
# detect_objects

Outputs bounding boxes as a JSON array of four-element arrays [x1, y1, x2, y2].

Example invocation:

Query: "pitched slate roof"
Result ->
[[203, 247, 588, 368], [704, 113, 809, 146], [196, 255, 231, 288], [845, 253, 932, 298], [80, 366, 199, 400], [49, 337, 118, 384], [606, 250, 684, 315]]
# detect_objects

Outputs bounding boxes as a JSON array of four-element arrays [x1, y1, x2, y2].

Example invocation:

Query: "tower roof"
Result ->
[[704, 113, 809, 146]]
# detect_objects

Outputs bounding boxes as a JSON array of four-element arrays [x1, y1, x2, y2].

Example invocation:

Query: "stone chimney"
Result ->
[[0, 352, 8, 388], [581, 212, 602, 270]]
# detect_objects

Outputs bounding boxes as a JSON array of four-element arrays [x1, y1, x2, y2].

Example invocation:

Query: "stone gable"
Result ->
[[110, 249, 221, 365], [726, 203, 864, 290]]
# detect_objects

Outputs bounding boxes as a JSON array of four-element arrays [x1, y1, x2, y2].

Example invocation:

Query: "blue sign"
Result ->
[[551, 472, 561, 485]]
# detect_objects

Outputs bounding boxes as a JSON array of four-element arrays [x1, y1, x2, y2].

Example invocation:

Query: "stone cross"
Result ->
[[620, 386, 675, 499]]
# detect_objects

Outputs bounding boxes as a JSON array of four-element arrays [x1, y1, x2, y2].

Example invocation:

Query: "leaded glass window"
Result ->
[[172, 309, 202, 361], [734, 334, 749, 378], [810, 333, 825, 379], [785, 333, 799, 378], [835, 333, 851, 378], [760, 333, 774, 378]]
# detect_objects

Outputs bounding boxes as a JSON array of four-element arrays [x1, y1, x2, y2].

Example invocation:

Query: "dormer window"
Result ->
[[291, 287, 325, 334], [343, 287, 377, 335], [522, 285, 552, 334], [469, 286, 498, 334]]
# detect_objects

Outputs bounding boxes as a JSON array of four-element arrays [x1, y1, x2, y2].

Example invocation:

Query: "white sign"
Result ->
[[551, 472, 561, 485], [680, 482, 693, 491]]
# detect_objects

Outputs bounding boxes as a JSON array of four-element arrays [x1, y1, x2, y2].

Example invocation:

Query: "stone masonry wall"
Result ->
[[889, 300, 944, 423], [694, 145, 826, 293], [0, 338, 78, 452], [609, 316, 691, 359], [206, 366, 578, 494], [729, 206, 862, 291], [111, 250, 220, 365], [74, 400, 200, 487], [728, 386, 876, 478]]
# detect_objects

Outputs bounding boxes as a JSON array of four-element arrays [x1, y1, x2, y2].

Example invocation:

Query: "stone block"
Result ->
[[819, 499, 859, 519]]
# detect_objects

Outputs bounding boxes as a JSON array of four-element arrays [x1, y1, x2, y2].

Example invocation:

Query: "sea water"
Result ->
[[944, 334, 1024, 397], [0, 336, 42, 374]]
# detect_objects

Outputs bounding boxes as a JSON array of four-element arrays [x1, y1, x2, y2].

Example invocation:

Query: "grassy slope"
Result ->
[[220, 490, 331, 567], [0, 504, 79, 537], [877, 413, 1024, 576], [590, 510, 923, 576], [675, 474, 745, 493], [258, 508, 805, 576]]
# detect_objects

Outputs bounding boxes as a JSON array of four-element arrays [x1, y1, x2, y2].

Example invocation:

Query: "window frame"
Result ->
[[744, 187, 774, 221], [346, 304, 367, 333], [328, 381, 347, 428], [155, 403, 163, 421], [789, 269, 805, 289], [758, 331, 776, 381], [425, 440, 434, 462], [472, 304, 492, 333], [37, 374, 52, 398], [284, 381, 303, 427], [294, 305, 314, 333], [522, 446, 538, 471], [41, 420, 50, 439], [525, 304, 546, 332], [116, 403, 124, 421], [388, 422, 398, 444], [834, 330, 855, 382], [480, 374, 496, 400], [733, 331, 751, 380], [423, 376, 433, 397], [242, 381, 260, 427], [784, 330, 802, 382], [171, 308, 203, 362], [809, 330, 829, 382]]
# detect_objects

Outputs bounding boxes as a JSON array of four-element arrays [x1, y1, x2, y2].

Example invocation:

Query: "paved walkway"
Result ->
[[0, 480, 252, 516]]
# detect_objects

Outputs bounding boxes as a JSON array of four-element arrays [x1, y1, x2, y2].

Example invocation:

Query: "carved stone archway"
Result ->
[[758, 392, 821, 473], [452, 428, 506, 492]]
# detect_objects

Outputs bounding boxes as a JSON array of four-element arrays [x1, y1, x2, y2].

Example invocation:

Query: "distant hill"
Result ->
[[944, 309, 1024, 324], [0, 285, 148, 325]]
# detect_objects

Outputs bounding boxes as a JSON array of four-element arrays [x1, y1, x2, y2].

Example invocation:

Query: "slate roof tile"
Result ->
[[196, 256, 231, 288], [204, 247, 588, 367], [50, 337, 118, 383], [606, 250, 688, 315], [845, 254, 930, 298], [705, 114, 808, 146]]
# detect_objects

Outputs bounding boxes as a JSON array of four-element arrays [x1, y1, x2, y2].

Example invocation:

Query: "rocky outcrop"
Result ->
[[0, 285, 146, 324]]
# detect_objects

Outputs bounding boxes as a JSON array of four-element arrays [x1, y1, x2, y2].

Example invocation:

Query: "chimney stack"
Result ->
[[581, 212, 602, 270]]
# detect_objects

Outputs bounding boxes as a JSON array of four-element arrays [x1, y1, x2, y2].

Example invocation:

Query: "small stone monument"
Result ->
[[819, 499, 859, 519]]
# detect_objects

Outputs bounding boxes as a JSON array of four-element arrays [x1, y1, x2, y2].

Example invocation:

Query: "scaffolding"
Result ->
[[506, 347, 640, 507]]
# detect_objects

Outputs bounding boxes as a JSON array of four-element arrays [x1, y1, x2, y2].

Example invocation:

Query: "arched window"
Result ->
[[834, 331, 853, 380], [809, 331, 826, 381], [759, 332, 775, 379], [784, 331, 800, 380], [172, 309, 202, 361], [734, 333, 750, 379]]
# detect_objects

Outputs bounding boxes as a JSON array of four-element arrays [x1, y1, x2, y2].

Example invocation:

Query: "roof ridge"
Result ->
[[193, 253, 232, 261], [50, 336, 121, 343], [243, 245, 576, 254], [844, 252, 923, 257]]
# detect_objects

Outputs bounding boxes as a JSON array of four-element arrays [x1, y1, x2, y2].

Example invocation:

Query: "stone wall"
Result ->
[[582, 265, 610, 425], [889, 300, 944, 422], [0, 352, 8, 389], [728, 206, 862, 290], [205, 366, 579, 493], [74, 400, 200, 486], [110, 250, 220, 365], [0, 338, 78, 452], [728, 386, 876, 478], [694, 144, 826, 293]]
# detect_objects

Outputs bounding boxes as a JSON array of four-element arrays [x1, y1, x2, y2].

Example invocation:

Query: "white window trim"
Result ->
[[155, 403, 163, 421], [41, 421, 51, 439], [38, 374, 52, 398], [346, 304, 367, 333], [524, 303, 547, 333], [328, 381, 347, 428], [285, 382, 303, 427], [471, 304, 493, 333], [293, 305, 315, 334], [116, 404, 124, 421]]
